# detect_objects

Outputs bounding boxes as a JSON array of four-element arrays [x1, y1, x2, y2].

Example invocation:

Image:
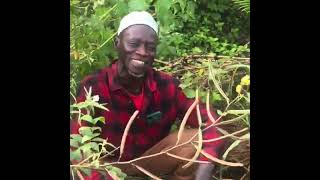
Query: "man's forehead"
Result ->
[[120, 25, 157, 40]]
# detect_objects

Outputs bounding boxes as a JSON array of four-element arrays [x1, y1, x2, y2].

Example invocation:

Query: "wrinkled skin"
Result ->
[[115, 24, 157, 95]]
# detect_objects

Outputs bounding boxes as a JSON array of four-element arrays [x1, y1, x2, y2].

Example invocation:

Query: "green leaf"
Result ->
[[70, 134, 82, 142], [79, 127, 93, 136], [92, 137, 105, 142], [212, 91, 222, 101], [90, 142, 100, 152], [92, 133, 100, 138], [109, 166, 127, 179], [192, 47, 202, 53], [80, 143, 92, 154], [184, 88, 196, 98], [116, 1, 129, 17], [91, 127, 102, 132], [70, 148, 81, 161], [81, 135, 94, 143], [81, 114, 93, 123], [156, 0, 173, 27], [70, 139, 79, 148], [93, 117, 105, 124], [128, 0, 149, 11]]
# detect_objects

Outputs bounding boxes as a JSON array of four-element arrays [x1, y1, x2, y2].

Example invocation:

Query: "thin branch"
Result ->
[[166, 152, 210, 164], [200, 128, 248, 143], [183, 90, 203, 168], [71, 167, 75, 180], [119, 110, 139, 161], [154, 59, 170, 65], [206, 91, 216, 123], [214, 113, 249, 126], [176, 99, 199, 145], [132, 164, 163, 180], [200, 149, 243, 167], [76, 170, 85, 180]]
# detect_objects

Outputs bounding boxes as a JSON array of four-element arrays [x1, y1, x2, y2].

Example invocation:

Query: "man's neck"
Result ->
[[116, 61, 144, 95]]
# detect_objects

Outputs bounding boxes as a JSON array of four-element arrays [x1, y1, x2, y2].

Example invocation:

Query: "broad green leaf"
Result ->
[[70, 139, 79, 148], [90, 142, 100, 152], [93, 117, 105, 124], [95, 7, 108, 17], [192, 47, 202, 53], [128, 0, 149, 11], [212, 91, 222, 101], [179, 82, 192, 89], [91, 127, 102, 132], [109, 166, 127, 179], [92, 137, 105, 142], [79, 127, 93, 136], [70, 148, 81, 161], [81, 114, 93, 123], [80, 143, 92, 154], [116, 1, 129, 16], [156, 0, 172, 27], [92, 133, 101, 138], [184, 88, 196, 98], [70, 134, 82, 142], [81, 135, 93, 143]]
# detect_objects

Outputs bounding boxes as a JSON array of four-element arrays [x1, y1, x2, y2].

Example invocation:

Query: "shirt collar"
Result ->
[[107, 60, 157, 92]]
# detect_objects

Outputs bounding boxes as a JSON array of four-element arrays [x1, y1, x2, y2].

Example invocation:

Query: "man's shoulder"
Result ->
[[80, 65, 111, 86]]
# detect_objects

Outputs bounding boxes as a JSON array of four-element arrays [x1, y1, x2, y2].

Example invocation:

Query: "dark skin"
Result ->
[[115, 24, 158, 95], [114, 24, 214, 179]]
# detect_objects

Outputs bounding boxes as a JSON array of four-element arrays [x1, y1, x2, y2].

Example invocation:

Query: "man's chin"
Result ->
[[128, 70, 145, 78]]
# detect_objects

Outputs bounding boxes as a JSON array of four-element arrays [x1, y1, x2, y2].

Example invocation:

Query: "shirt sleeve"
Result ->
[[176, 85, 225, 161]]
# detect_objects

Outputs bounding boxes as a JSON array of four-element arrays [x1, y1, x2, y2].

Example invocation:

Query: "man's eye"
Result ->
[[129, 42, 139, 47], [147, 46, 156, 51]]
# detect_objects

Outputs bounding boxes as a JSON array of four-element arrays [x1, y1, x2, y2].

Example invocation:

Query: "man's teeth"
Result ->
[[132, 59, 144, 65]]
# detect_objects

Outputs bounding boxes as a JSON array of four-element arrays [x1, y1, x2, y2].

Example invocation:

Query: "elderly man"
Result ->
[[71, 11, 224, 180]]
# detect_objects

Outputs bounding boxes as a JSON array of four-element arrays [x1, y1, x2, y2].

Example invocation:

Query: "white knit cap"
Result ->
[[117, 11, 158, 36]]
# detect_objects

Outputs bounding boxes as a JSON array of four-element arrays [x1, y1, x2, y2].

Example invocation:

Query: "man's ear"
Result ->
[[114, 36, 120, 48]]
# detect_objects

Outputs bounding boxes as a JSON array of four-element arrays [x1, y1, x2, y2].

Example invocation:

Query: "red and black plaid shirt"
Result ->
[[71, 60, 224, 178]]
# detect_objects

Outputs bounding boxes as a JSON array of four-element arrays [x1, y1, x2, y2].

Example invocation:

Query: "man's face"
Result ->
[[117, 24, 158, 78]]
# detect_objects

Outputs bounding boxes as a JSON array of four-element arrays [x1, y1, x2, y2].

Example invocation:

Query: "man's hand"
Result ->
[[195, 163, 215, 180]]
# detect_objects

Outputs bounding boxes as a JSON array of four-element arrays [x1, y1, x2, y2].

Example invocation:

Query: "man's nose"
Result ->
[[136, 45, 148, 56]]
